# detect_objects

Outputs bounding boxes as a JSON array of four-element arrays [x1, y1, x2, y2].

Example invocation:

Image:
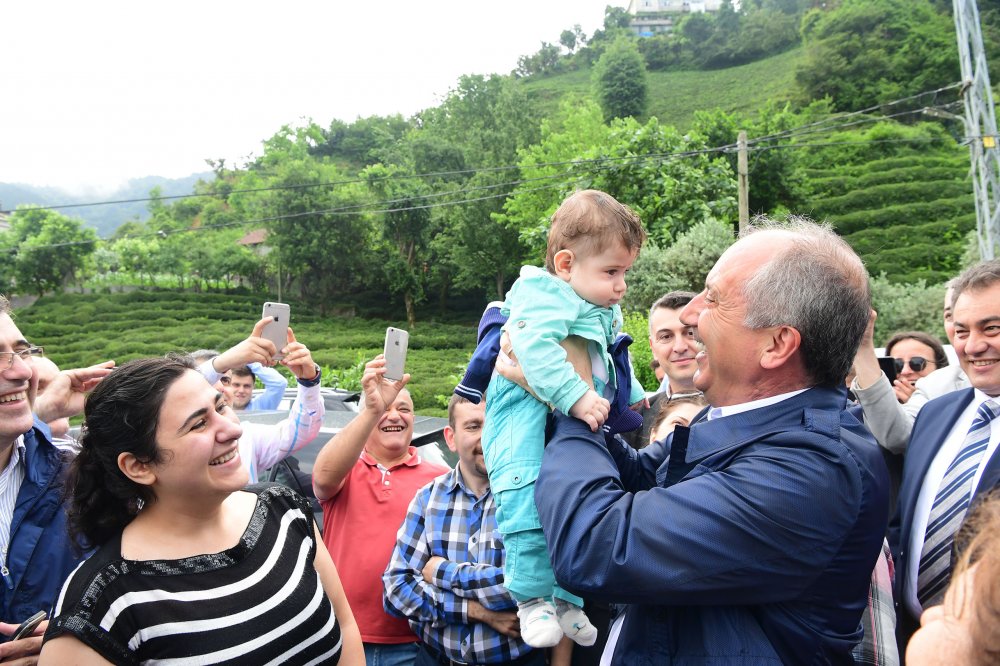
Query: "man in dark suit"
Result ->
[[891, 259, 1000, 648], [532, 218, 890, 663]]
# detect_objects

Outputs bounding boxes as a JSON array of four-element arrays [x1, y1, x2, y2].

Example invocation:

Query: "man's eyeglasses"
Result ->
[[218, 376, 232, 386], [0, 346, 44, 369], [894, 356, 934, 373]]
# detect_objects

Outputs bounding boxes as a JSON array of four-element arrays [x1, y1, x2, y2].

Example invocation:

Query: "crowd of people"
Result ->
[[0, 188, 998, 665]]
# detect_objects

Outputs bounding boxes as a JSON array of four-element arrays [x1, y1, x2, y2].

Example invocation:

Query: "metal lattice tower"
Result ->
[[954, 0, 1000, 259]]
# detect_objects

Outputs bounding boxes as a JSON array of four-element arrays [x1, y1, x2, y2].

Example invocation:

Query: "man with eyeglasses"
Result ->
[[0, 296, 113, 660]]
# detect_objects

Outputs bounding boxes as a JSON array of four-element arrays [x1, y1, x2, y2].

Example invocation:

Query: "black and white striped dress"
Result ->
[[45, 485, 342, 665]]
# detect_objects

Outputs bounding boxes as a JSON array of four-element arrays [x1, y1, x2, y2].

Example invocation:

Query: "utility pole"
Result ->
[[953, 0, 1000, 259], [737, 130, 749, 233]]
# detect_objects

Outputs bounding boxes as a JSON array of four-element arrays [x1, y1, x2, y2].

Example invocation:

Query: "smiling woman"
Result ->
[[38, 356, 363, 666]]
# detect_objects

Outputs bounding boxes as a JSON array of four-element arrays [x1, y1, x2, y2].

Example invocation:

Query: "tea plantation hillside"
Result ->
[[18, 291, 478, 414], [804, 151, 974, 285], [521, 47, 804, 130]]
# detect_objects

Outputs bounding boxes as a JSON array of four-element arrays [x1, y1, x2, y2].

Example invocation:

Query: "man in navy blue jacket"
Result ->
[[0, 296, 111, 661], [532, 219, 889, 664], [891, 259, 1000, 650]]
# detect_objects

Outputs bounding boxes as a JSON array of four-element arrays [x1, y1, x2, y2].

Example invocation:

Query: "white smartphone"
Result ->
[[383, 327, 409, 381], [261, 302, 290, 361]]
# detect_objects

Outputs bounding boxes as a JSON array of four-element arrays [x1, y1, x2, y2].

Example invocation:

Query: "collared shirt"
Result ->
[[905, 388, 1000, 617], [705, 388, 809, 421], [0, 436, 27, 580], [321, 448, 449, 643], [383, 467, 530, 664]]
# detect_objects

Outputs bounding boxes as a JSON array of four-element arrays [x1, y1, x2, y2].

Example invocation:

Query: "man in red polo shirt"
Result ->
[[314, 354, 449, 666]]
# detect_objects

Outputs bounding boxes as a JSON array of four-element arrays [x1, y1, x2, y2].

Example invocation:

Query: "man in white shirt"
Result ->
[[890, 259, 1000, 651]]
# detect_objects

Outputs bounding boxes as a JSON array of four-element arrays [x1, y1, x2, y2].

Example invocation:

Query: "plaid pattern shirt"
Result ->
[[852, 539, 900, 666], [383, 467, 530, 664]]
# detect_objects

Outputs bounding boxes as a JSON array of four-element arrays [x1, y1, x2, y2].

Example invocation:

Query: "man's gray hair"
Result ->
[[189, 349, 220, 364], [741, 216, 871, 387], [951, 259, 1000, 308], [0, 295, 9, 316]]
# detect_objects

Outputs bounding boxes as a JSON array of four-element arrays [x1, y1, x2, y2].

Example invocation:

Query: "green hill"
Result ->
[[19, 291, 476, 415], [522, 47, 805, 130]]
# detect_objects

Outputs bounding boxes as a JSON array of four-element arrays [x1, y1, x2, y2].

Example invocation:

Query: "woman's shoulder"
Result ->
[[245, 483, 314, 522]]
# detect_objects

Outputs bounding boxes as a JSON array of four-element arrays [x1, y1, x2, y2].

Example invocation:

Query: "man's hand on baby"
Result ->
[[570, 390, 610, 432]]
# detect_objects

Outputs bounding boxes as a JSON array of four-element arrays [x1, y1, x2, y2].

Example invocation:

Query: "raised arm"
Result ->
[[850, 310, 912, 454], [312, 356, 409, 500], [201, 317, 280, 383]]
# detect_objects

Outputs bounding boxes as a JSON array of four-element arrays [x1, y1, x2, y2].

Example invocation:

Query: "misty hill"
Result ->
[[0, 172, 213, 238]]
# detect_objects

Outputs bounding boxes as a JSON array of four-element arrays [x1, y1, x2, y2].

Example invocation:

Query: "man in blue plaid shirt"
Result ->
[[383, 395, 543, 666]]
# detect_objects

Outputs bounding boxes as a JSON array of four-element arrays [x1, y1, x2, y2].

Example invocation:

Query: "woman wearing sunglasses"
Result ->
[[884, 331, 949, 404]]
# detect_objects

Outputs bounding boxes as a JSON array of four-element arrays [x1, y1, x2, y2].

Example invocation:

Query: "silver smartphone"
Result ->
[[383, 327, 409, 381], [261, 302, 290, 361], [12, 610, 47, 641]]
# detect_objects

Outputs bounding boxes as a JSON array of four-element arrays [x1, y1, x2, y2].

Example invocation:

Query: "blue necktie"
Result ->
[[916, 399, 1000, 607]]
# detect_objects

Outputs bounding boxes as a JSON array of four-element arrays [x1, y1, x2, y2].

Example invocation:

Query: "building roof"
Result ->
[[238, 228, 268, 246]]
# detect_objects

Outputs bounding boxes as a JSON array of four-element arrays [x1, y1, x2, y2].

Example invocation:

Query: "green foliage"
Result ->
[[870, 274, 947, 344], [16, 290, 477, 414], [796, 0, 958, 112], [622, 310, 656, 392], [1, 207, 98, 296], [592, 37, 648, 122], [692, 104, 806, 214], [498, 103, 736, 266], [623, 218, 735, 313], [313, 114, 412, 169]]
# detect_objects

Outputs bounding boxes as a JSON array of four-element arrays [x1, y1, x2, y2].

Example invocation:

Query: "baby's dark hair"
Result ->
[[66, 354, 196, 549]]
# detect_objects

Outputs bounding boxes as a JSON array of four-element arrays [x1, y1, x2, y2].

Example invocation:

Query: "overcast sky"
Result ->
[[1, 1, 622, 194]]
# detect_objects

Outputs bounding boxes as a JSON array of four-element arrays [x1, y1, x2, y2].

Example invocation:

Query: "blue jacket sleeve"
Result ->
[[246, 363, 288, 411], [536, 412, 868, 607]]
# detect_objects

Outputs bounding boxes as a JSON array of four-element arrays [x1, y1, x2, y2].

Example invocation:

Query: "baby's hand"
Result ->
[[570, 390, 610, 432]]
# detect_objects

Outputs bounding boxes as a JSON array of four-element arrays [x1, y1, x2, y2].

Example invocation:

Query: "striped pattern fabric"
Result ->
[[0, 437, 26, 581], [917, 399, 1000, 606], [45, 486, 341, 665]]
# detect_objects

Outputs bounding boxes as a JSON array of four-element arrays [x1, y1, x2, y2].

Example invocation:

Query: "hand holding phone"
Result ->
[[260, 302, 290, 361], [383, 327, 409, 382], [12, 610, 47, 641], [877, 356, 898, 385]]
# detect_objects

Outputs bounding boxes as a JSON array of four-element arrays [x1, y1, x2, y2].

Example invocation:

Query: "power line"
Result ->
[[13, 131, 960, 254], [3, 84, 962, 216]]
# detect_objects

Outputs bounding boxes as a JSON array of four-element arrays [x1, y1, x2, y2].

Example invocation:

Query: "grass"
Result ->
[[17, 291, 478, 416], [522, 47, 805, 129]]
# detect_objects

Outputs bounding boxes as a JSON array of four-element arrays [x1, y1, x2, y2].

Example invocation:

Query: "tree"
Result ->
[[796, 0, 958, 112], [592, 37, 648, 122], [692, 105, 805, 215], [4, 207, 97, 296], [414, 74, 541, 300], [364, 163, 434, 328], [499, 101, 737, 263]]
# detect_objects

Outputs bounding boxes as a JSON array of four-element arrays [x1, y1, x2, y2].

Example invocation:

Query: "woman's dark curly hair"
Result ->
[[66, 354, 196, 549]]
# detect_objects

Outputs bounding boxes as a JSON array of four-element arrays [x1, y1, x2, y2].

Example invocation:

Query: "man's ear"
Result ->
[[443, 426, 458, 454], [552, 249, 575, 279], [760, 325, 801, 370], [118, 452, 156, 487]]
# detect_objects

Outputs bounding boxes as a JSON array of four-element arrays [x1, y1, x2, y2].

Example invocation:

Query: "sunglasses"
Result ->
[[894, 357, 934, 373]]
